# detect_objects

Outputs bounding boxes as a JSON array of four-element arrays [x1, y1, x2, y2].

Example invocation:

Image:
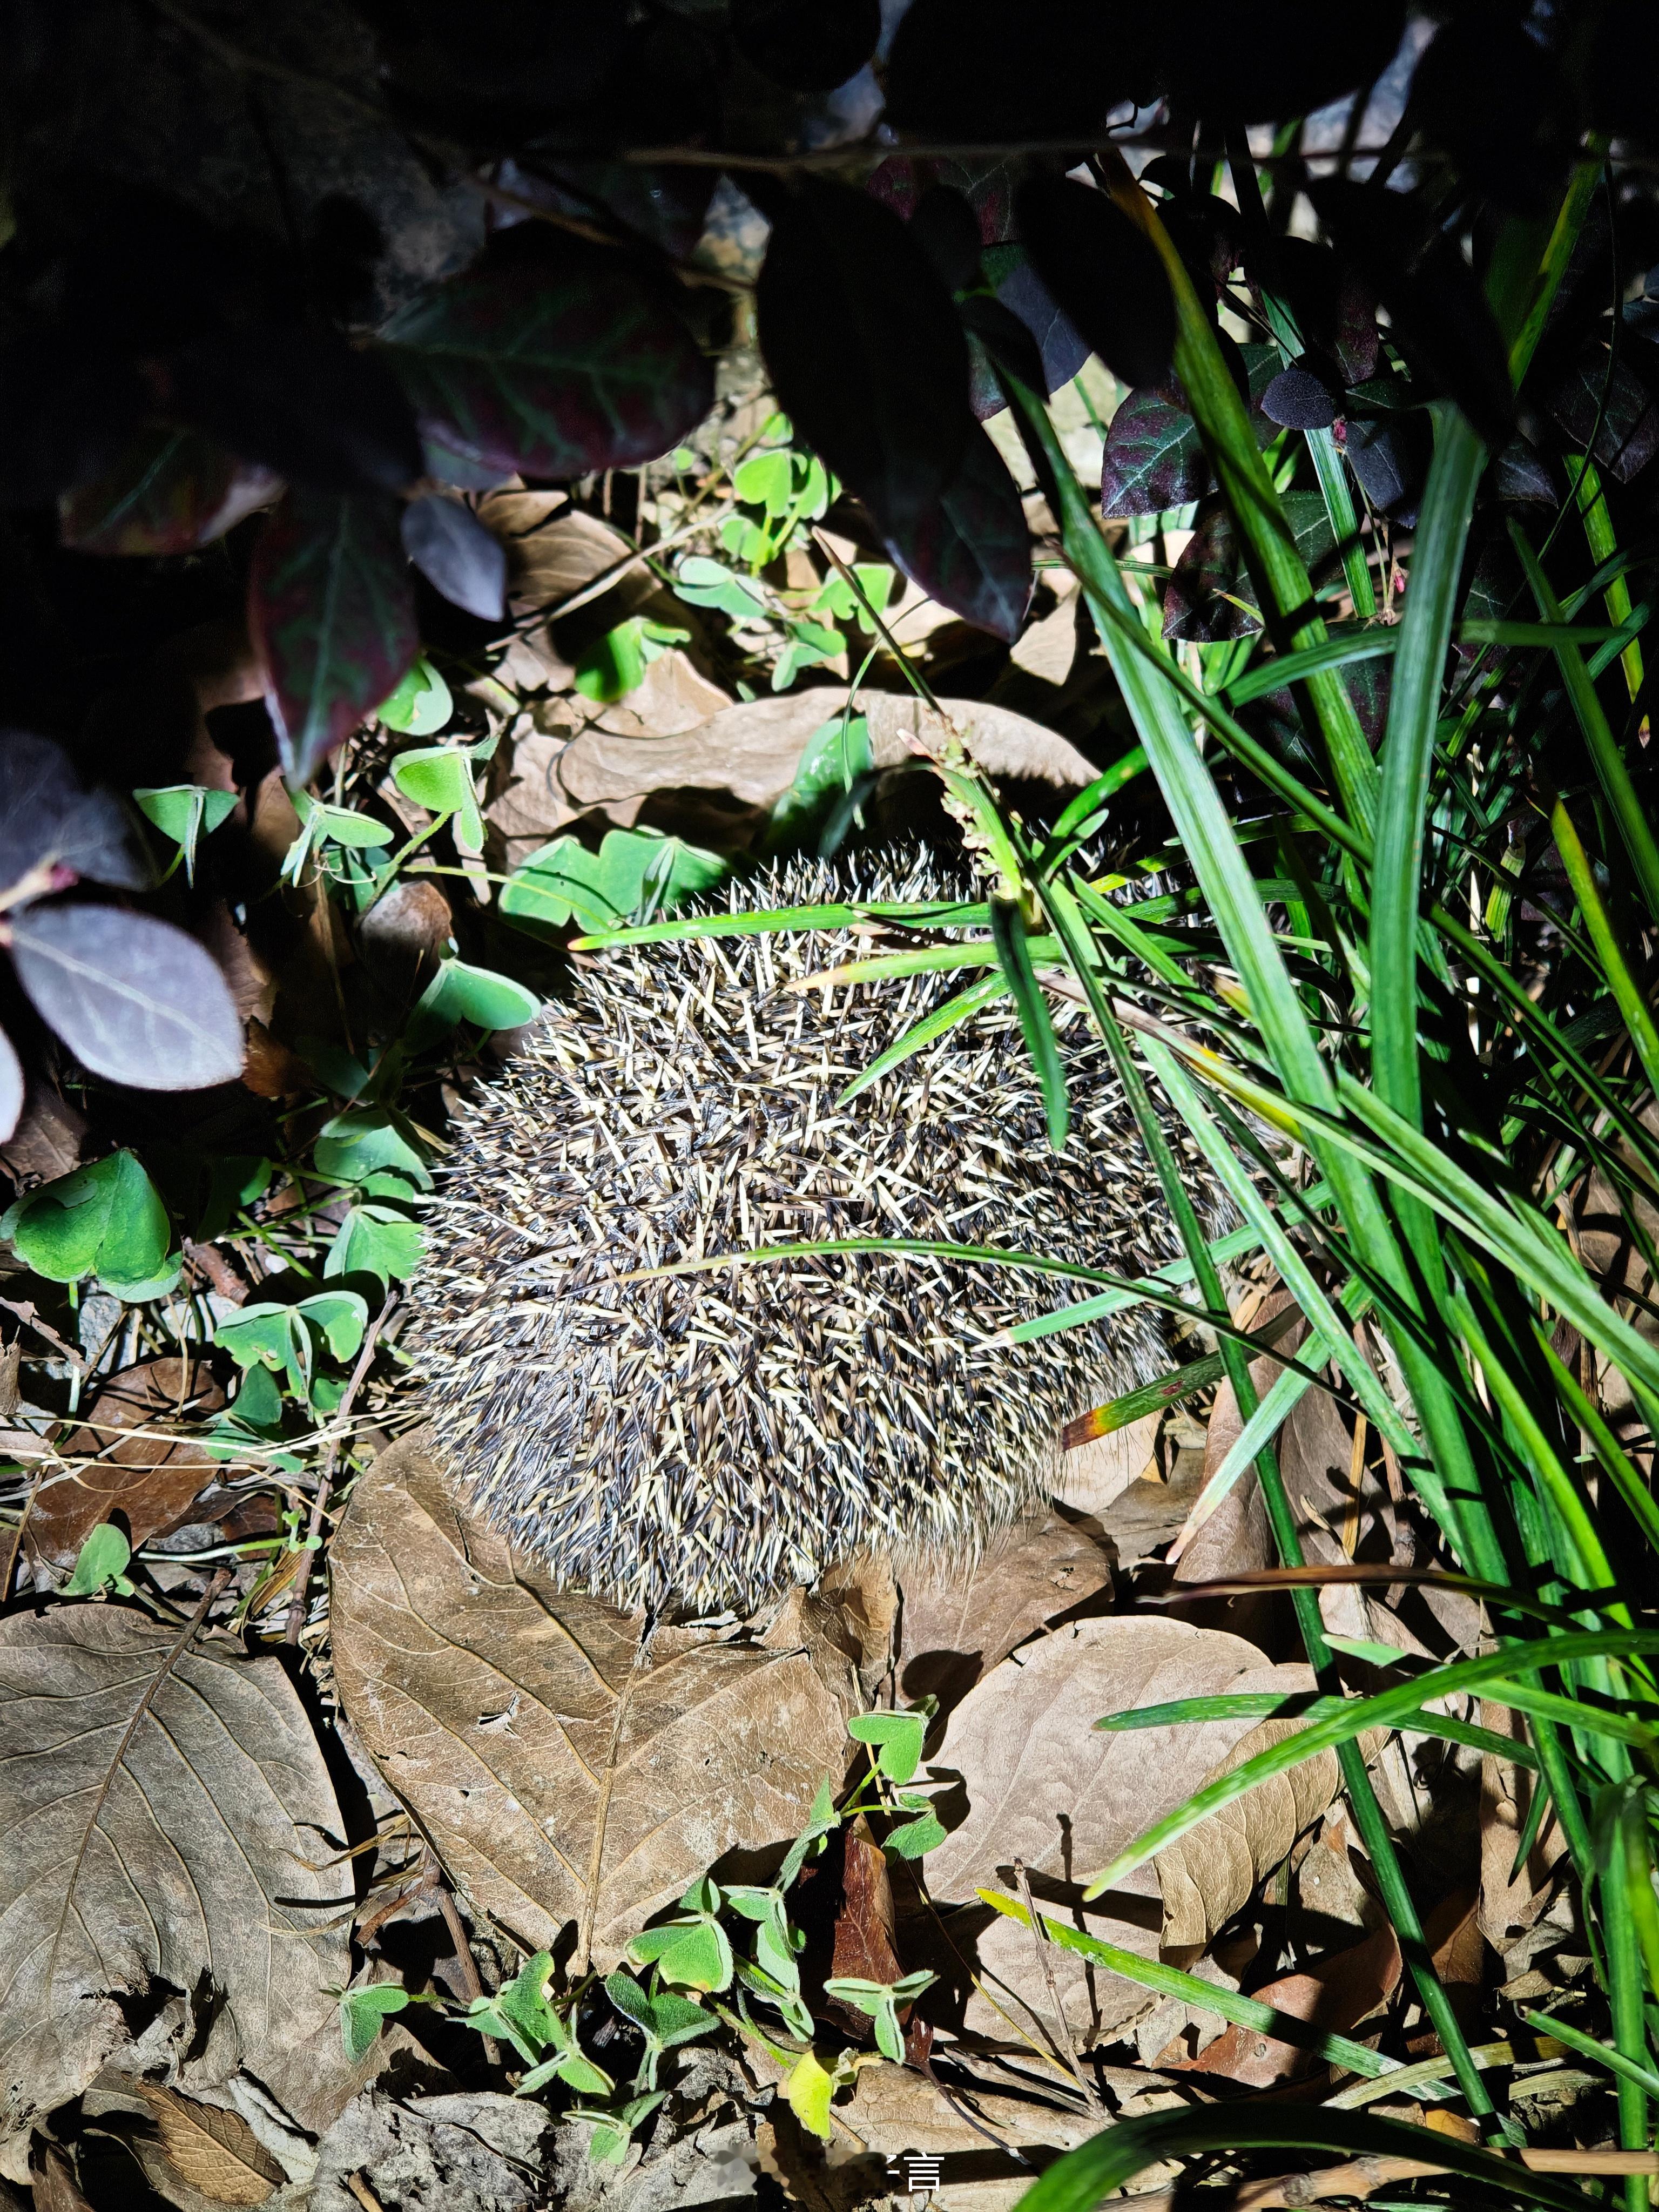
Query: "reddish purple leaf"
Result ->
[[1100, 388, 1212, 517], [248, 488, 418, 786], [59, 428, 280, 556], [380, 241, 714, 480], [881, 423, 1031, 642]]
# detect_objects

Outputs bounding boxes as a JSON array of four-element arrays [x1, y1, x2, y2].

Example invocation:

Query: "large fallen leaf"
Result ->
[[898, 1506, 1114, 1718], [329, 1435, 857, 1965], [488, 685, 1098, 851], [922, 1617, 1328, 2045], [0, 1604, 349, 2176], [129, 2081, 286, 2207], [29, 1358, 226, 1569]]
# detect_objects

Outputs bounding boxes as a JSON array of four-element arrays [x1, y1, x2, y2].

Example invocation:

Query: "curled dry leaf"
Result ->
[[29, 1357, 226, 1569], [922, 1617, 1326, 2046], [494, 685, 1098, 853], [329, 1435, 858, 1966], [130, 2081, 286, 2207], [0, 1605, 348, 2176]]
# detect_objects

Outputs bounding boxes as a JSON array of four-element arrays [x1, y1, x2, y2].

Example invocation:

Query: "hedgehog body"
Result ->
[[406, 854, 1217, 1616]]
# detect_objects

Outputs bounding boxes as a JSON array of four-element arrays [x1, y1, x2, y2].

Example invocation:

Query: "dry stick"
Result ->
[[284, 1299, 395, 1647], [1012, 1859, 1104, 2115]]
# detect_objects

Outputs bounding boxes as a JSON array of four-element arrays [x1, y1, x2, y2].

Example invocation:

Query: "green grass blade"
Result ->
[[838, 974, 1004, 1104], [988, 896, 1069, 1148], [1547, 792, 1659, 1092], [978, 1893, 1391, 2080], [1008, 2102, 1589, 2212], [1081, 1629, 1659, 1898], [1510, 516, 1659, 920], [1520, 2009, 1659, 2101]]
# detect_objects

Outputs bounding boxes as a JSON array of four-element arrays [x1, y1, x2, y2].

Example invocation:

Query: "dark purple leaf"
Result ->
[[1312, 180, 1514, 449], [1158, 194, 1245, 301], [960, 296, 1048, 416], [1412, 13, 1569, 218], [1546, 344, 1659, 485], [732, 0, 880, 90], [495, 155, 716, 262], [1587, 0, 1659, 139], [1262, 365, 1339, 431], [981, 249, 1089, 410], [1157, 0, 1406, 125], [757, 179, 973, 538], [248, 489, 419, 786], [381, 240, 714, 481], [1100, 389, 1211, 517], [0, 334, 146, 505], [1280, 489, 1337, 579], [58, 429, 280, 556], [885, 0, 1152, 137], [880, 423, 1032, 643], [166, 326, 423, 496], [401, 494, 507, 622], [9, 903, 243, 1090], [1015, 178, 1175, 393], [911, 187, 984, 294], [1341, 417, 1425, 520], [1162, 498, 1258, 643], [1267, 239, 1379, 388], [867, 156, 1016, 246], [1490, 439, 1557, 504], [0, 732, 146, 899]]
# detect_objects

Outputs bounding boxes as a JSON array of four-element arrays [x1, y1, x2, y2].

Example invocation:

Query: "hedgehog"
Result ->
[[405, 851, 1219, 1617]]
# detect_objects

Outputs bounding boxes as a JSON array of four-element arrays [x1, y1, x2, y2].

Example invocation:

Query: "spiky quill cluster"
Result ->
[[406, 854, 1216, 1616]]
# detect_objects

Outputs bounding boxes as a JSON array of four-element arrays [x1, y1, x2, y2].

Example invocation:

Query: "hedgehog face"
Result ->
[[405, 854, 1212, 1616]]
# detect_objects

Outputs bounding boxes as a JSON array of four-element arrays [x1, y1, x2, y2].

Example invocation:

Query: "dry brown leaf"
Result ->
[[923, 1617, 1320, 2046], [132, 2083, 285, 2206], [329, 1434, 857, 1965], [1054, 1412, 1161, 1516], [30, 2147, 93, 2212], [29, 1359, 225, 1569], [1156, 1710, 1347, 1953], [1169, 1922, 1400, 2087], [589, 649, 732, 739], [0, 1607, 348, 2179], [898, 1508, 1114, 1718], [494, 687, 1100, 853]]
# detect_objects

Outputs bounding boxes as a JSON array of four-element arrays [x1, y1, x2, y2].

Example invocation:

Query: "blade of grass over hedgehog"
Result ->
[[569, 896, 993, 949], [838, 973, 1005, 1103], [988, 896, 1069, 1149]]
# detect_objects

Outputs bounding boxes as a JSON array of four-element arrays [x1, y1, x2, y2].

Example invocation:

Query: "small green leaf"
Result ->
[[327, 1205, 425, 1286], [672, 555, 768, 622], [63, 1522, 135, 1598], [884, 1811, 946, 1859], [314, 1108, 433, 1191], [785, 2049, 835, 2141], [846, 1710, 926, 1785], [734, 448, 794, 515], [502, 828, 727, 938], [4, 1151, 171, 1287], [378, 656, 453, 734], [415, 957, 541, 1036], [340, 1985, 410, 2064], [133, 784, 237, 885], [575, 619, 649, 702], [391, 742, 482, 849]]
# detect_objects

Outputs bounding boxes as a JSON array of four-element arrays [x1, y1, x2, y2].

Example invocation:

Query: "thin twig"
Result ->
[[284, 1298, 395, 1647], [1, 1462, 45, 1602], [1013, 1859, 1104, 2114]]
